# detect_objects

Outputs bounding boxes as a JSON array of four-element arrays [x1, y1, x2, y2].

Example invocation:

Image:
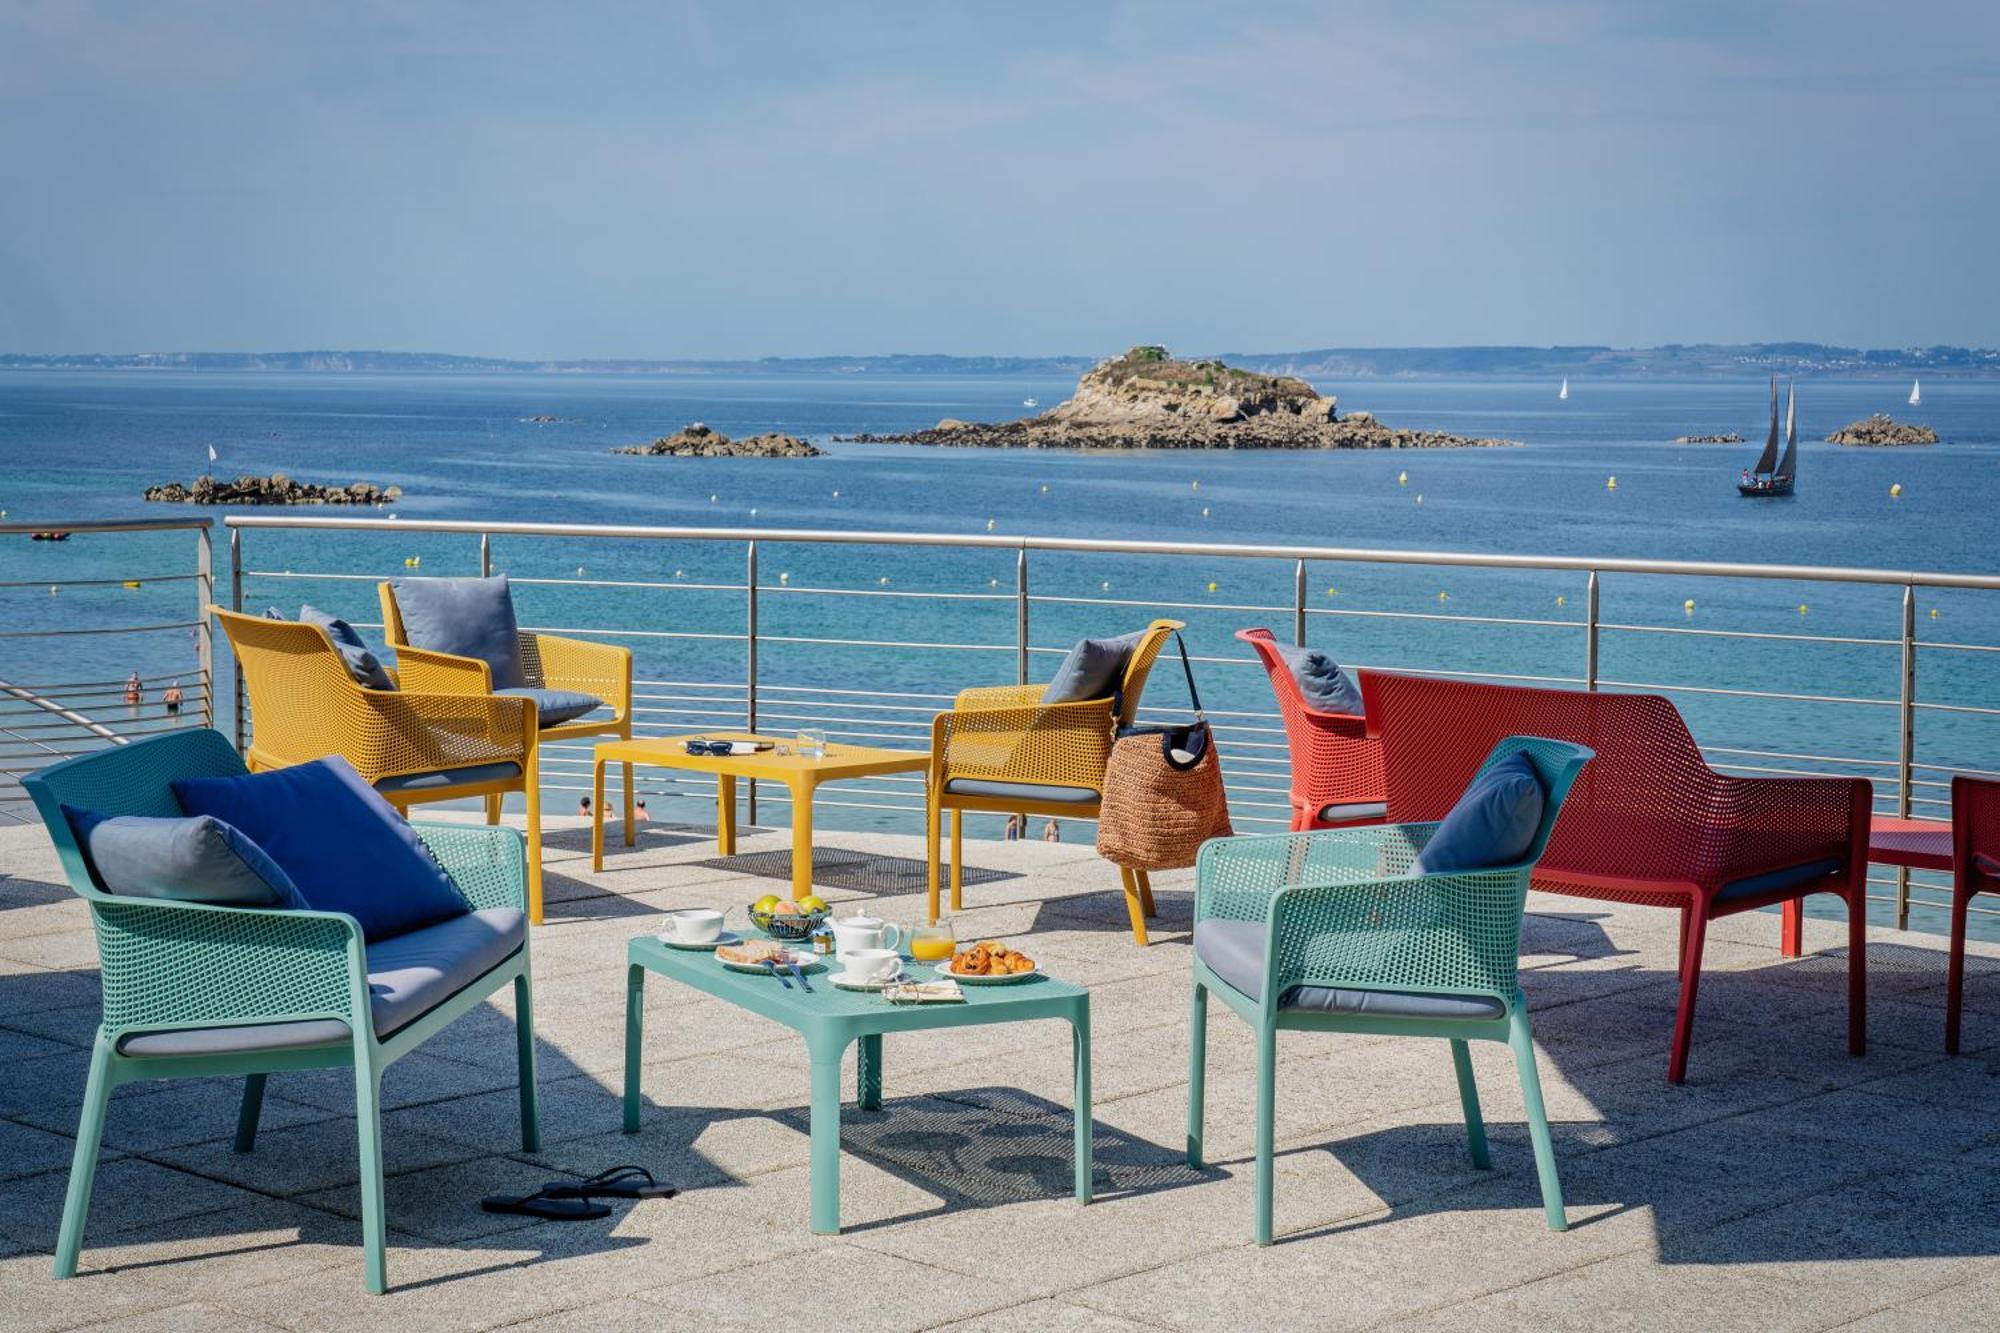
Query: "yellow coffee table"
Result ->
[[591, 733, 929, 899]]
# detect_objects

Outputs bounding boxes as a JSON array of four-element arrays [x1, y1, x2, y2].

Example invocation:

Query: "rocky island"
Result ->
[[144, 474, 402, 505], [1675, 433, 1744, 444], [613, 423, 821, 458], [839, 346, 1515, 450], [1826, 414, 1937, 446]]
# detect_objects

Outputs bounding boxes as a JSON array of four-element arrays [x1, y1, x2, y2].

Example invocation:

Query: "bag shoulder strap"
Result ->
[[1172, 631, 1205, 720]]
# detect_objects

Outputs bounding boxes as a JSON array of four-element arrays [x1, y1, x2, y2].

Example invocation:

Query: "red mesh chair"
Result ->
[[1946, 777, 2000, 1054], [1235, 628, 1385, 831], [1360, 671, 1871, 1083]]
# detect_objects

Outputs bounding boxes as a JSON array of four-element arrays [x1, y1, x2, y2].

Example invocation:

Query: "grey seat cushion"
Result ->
[[944, 778, 1100, 805], [62, 807, 307, 909], [1194, 918, 1508, 1020], [392, 575, 527, 690], [373, 761, 522, 795], [498, 686, 603, 727], [114, 907, 526, 1056], [1713, 856, 1843, 905], [1317, 801, 1389, 825]]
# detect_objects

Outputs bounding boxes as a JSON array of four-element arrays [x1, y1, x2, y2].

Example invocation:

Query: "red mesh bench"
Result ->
[[1360, 671, 1871, 1083], [1236, 628, 1386, 831]]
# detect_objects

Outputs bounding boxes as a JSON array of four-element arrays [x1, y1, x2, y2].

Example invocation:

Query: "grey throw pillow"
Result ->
[[1041, 630, 1146, 705], [391, 575, 527, 689], [299, 604, 397, 691], [61, 806, 308, 908], [1272, 640, 1364, 716]]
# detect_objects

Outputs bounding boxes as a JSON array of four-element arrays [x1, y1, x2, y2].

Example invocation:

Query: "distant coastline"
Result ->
[[2, 342, 1996, 379]]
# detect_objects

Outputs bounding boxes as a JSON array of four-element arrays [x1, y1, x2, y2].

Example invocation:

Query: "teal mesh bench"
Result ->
[[1187, 735, 1592, 1243], [24, 728, 540, 1294]]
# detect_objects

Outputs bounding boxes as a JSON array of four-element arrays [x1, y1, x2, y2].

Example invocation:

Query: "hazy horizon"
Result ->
[[4, 2, 1997, 359]]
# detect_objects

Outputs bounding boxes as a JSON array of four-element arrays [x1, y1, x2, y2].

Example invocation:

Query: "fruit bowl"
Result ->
[[748, 903, 829, 941]]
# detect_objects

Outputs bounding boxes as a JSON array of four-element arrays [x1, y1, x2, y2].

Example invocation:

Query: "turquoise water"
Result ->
[[3, 368, 1997, 930]]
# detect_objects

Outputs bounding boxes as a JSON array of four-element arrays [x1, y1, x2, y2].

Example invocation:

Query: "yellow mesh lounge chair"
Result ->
[[211, 607, 550, 922], [927, 619, 1183, 944], [376, 579, 635, 849]]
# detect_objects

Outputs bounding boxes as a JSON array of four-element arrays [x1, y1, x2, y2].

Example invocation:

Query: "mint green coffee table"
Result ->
[[624, 935, 1092, 1233]]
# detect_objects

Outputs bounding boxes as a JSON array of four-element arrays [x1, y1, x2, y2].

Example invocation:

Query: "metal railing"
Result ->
[[216, 513, 2000, 936], [0, 517, 215, 820]]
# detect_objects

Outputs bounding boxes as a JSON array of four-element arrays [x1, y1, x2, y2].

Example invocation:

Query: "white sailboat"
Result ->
[[1022, 397, 1039, 409], [1908, 378, 1921, 407], [1558, 378, 1569, 402]]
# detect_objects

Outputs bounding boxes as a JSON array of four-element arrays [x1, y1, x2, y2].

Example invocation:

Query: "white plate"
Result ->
[[720, 949, 826, 975], [659, 929, 741, 951], [929, 962, 1040, 984], [830, 968, 909, 991]]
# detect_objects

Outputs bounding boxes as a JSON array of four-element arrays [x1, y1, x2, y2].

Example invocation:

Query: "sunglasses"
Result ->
[[683, 739, 775, 756]]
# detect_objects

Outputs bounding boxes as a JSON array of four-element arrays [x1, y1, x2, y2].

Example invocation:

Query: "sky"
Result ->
[[1, 0, 1995, 359]]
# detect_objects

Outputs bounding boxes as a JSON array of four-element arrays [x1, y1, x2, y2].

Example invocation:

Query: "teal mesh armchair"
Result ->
[[24, 729, 540, 1295], [1186, 736, 1592, 1244]]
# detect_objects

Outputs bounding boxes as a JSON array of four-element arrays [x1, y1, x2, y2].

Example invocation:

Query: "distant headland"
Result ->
[[840, 347, 1512, 451], [5, 342, 1996, 379]]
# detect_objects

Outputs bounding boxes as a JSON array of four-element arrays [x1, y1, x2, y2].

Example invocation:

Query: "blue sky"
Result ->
[[1, 1, 1994, 358]]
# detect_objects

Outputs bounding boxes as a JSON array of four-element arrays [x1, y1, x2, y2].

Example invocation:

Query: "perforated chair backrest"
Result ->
[[23, 728, 249, 900], [1237, 627, 1382, 809]]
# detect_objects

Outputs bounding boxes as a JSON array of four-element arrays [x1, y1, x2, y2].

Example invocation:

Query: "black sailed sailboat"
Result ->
[[1738, 376, 1798, 497]]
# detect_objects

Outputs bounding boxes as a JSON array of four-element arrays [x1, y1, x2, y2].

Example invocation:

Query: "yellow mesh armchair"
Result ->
[[928, 618, 1183, 944], [211, 607, 550, 921], [377, 579, 636, 846]]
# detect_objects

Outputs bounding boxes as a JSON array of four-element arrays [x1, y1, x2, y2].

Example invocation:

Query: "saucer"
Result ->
[[660, 929, 741, 951]]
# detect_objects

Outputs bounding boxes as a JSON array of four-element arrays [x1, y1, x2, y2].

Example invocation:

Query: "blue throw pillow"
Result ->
[[61, 806, 307, 909], [299, 604, 397, 692], [1411, 753, 1546, 875], [392, 575, 526, 690], [1271, 641, 1364, 716], [172, 757, 469, 942], [1041, 630, 1145, 705]]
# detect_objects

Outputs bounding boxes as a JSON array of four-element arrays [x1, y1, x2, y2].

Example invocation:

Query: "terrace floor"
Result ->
[[3, 812, 2000, 1332]]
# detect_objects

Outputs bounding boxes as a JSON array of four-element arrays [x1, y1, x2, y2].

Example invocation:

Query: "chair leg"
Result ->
[[514, 972, 541, 1152], [1186, 981, 1207, 1167], [483, 793, 501, 826], [926, 800, 943, 925], [1947, 882, 1973, 1054], [1507, 1008, 1567, 1231], [949, 809, 965, 912], [53, 1038, 115, 1280], [1136, 868, 1158, 919], [1667, 907, 1709, 1084], [354, 1056, 388, 1295], [1119, 867, 1151, 947], [1450, 1039, 1490, 1169], [1847, 887, 1868, 1057], [234, 1073, 268, 1154], [524, 779, 544, 926], [1254, 1021, 1277, 1245], [622, 760, 636, 848]]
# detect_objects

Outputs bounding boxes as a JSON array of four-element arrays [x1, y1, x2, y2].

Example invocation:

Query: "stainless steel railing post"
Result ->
[[1584, 570, 1600, 690], [1015, 546, 1029, 685], [1293, 559, 1307, 645], [480, 531, 492, 577], [746, 540, 759, 824], [1897, 583, 1917, 928], [229, 525, 245, 749], [195, 523, 214, 727]]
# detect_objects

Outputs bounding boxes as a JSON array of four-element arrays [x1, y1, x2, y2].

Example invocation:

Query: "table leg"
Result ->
[[791, 780, 815, 901], [622, 762, 636, 848], [808, 1039, 844, 1233], [858, 1034, 883, 1111], [717, 775, 737, 858], [1780, 898, 1803, 958], [591, 760, 607, 872], [622, 963, 645, 1134], [1072, 1002, 1093, 1205]]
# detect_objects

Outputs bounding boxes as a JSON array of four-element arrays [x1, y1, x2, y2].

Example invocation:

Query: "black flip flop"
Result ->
[[541, 1165, 678, 1201], [481, 1188, 613, 1220]]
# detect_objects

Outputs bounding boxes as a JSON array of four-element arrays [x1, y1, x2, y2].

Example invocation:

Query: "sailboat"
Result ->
[[1558, 378, 1569, 401], [1909, 378, 1922, 407], [1737, 376, 1797, 498]]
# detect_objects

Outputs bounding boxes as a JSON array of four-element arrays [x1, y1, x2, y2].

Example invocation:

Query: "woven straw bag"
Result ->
[[1097, 633, 1233, 870]]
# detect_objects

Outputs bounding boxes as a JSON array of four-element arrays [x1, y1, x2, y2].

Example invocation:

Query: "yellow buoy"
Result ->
[[674, 569, 685, 578], [986, 518, 996, 531], [1100, 581, 1111, 591], [778, 572, 790, 583], [1326, 586, 1338, 597], [1398, 471, 1408, 486], [989, 578, 999, 588], [1205, 581, 1218, 593], [1438, 591, 1449, 602], [1606, 476, 1617, 490], [1556, 595, 1566, 607], [1798, 604, 1808, 615], [1931, 608, 1940, 620], [1040, 484, 1049, 494], [879, 576, 890, 586], [1684, 598, 1696, 615], [122, 580, 141, 589], [1890, 483, 1903, 498]]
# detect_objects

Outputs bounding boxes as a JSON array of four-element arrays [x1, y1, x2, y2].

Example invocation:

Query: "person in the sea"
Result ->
[[162, 681, 183, 715], [1041, 819, 1061, 843], [1003, 814, 1025, 841], [123, 671, 143, 706]]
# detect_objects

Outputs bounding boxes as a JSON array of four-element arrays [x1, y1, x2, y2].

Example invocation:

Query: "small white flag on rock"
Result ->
[[207, 443, 218, 463]]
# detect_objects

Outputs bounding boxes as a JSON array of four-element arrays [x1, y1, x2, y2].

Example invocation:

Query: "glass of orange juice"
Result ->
[[909, 918, 956, 964]]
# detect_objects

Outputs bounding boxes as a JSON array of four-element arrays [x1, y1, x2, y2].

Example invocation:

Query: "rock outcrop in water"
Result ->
[[1826, 415, 1937, 446], [1675, 433, 1744, 444], [839, 346, 1515, 450], [144, 473, 402, 505], [613, 424, 821, 457]]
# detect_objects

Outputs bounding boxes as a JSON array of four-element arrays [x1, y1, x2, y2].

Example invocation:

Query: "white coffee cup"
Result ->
[[840, 947, 901, 984], [666, 909, 724, 944], [830, 913, 903, 955]]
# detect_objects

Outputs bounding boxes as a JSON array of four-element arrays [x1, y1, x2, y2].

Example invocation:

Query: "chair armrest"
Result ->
[[251, 689, 534, 785], [413, 821, 530, 912], [527, 633, 632, 719], [931, 695, 1116, 789], [390, 645, 494, 695], [1700, 775, 1872, 883], [1194, 823, 1438, 923], [954, 683, 1045, 710], [88, 897, 366, 1037]]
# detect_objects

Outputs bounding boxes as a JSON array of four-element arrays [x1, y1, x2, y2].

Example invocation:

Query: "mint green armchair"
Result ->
[[1187, 735, 1592, 1244], [24, 728, 539, 1295]]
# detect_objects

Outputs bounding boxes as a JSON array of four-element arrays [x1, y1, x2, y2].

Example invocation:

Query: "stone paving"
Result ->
[[3, 811, 2000, 1331]]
